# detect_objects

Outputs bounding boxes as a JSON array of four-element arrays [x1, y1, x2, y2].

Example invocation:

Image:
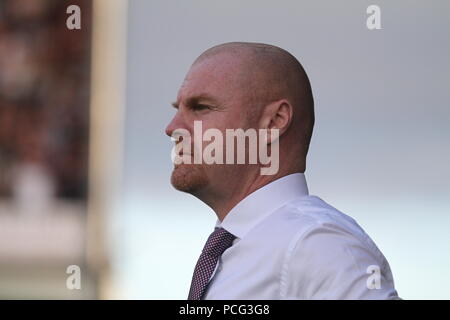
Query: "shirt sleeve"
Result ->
[[281, 223, 400, 300]]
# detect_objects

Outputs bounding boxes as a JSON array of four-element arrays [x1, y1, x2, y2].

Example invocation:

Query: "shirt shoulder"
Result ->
[[260, 195, 399, 299], [272, 195, 384, 257]]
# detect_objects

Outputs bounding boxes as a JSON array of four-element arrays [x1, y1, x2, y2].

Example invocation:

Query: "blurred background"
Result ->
[[0, 0, 94, 298], [0, 0, 449, 299]]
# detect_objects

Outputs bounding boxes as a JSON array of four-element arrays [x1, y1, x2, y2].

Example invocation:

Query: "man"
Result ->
[[165, 42, 400, 299]]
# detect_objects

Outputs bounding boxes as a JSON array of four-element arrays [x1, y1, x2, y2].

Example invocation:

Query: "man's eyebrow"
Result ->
[[171, 101, 179, 109], [186, 95, 222, 109]]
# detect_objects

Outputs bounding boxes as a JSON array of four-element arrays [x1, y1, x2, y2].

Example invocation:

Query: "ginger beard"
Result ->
[[170, 162, 208, 193], [170, 138, 210, 194]]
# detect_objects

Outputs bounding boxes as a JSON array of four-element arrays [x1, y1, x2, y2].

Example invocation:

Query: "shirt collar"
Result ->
[[215, 173, 309, 239]]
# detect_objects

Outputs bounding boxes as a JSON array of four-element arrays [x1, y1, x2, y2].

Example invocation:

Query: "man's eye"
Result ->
[[192, 104, 210, 111]]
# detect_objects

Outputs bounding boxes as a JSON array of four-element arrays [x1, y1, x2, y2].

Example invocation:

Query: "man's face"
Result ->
[[165, 54, 255, 195]]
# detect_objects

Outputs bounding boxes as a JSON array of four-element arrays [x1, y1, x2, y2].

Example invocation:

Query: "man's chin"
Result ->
[[170, 164, 208, 193]]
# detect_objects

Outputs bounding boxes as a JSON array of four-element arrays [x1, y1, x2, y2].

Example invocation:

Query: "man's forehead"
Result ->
[[187, 55, 240, 83], [176, 75, 220, 103], [177, 57, 244, 103]]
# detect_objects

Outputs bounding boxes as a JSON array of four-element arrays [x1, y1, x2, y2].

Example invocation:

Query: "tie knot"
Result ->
[[202, 227, 236, 257]]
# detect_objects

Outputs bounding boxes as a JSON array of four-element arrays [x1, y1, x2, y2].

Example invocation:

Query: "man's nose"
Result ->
[[165, 112, 185, 137]]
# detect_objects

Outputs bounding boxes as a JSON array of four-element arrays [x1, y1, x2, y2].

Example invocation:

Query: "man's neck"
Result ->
[[202, 168, 300, 222]]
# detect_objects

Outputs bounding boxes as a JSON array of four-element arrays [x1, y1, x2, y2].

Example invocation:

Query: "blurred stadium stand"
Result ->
[[0, 0, 96, 299]]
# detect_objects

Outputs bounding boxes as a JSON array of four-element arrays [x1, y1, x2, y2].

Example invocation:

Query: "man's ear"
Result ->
[[259, 99, 293, 138]]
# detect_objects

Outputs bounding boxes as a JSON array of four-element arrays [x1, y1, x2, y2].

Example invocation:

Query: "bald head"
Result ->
[[194, 42, 315, 170]]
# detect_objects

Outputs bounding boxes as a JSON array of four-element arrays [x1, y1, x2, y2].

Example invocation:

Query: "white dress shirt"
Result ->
[[202, 173, 400, 300]]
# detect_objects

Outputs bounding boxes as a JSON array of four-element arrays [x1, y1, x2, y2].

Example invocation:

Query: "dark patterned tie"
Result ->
[[188, 227, 236, 300]]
